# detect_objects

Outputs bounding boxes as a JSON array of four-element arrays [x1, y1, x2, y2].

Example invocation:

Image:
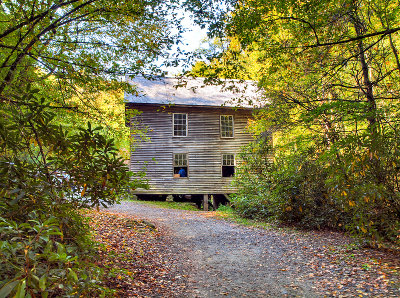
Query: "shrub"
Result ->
[[234, 142, 344, 229], [0, 213, 110, 297], [323, 133, 400, 244], [230, 194, 272, 220], [233, 135, 400, 245], [0, 88, 138, 295]]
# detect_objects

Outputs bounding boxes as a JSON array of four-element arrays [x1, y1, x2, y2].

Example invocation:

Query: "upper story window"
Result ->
[[220, 115, 234, 138], [173, 113, 187, 137]]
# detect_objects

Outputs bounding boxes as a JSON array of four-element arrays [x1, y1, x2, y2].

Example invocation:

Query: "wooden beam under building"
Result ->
[[203, 194, 208, 211]]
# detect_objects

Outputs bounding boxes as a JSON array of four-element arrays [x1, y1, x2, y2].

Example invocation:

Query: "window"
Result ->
[[173, 153, 188, 178], [220, 115, 234, 138], [222, 154, 235, 177], [173, 113, 187, 136]]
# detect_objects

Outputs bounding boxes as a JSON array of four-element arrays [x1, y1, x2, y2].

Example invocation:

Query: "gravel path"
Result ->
[[106, 201, 320, 297], [105, 201, 400, 298]]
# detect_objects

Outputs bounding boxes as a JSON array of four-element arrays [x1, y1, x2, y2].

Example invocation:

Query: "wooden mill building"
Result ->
[[125, 76, 259, 209]]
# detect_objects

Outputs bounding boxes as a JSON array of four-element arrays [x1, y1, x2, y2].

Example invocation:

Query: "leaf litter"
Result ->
[[85, 203, 400, 297], [275, 229, 400, 297], [84, 210, 186, 297]]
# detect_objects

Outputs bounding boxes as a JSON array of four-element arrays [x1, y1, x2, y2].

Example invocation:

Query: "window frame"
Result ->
[[173, 153, 189, 178], [173, 113, 188, 137], [221, 153, 235, 177], [220, 115, 234, 138]]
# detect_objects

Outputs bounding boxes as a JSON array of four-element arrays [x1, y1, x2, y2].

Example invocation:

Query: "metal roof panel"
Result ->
[[124, 76, 261, 108]]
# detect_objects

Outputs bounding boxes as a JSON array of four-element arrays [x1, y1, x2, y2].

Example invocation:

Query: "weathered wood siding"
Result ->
[[128, 104, 253, 194]]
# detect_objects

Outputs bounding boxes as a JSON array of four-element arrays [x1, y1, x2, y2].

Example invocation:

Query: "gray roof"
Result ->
[[124, 76, 261, 108]]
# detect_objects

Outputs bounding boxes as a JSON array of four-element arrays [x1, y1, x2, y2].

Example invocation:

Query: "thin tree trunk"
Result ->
[[351, 10, 386, 184], [388, 34, 400, 76], [354, 27, 377, 133]]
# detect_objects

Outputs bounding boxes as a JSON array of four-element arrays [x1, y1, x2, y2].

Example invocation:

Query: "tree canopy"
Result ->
[[0, 0, 183, 295], [188, 0, 400, 244]]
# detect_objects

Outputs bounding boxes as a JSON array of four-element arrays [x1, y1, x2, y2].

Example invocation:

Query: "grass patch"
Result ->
[[125, 198, 275, 228], [128, 199, 200, 211], [214, 205, 273, 229], [214, 206, 339, 235]]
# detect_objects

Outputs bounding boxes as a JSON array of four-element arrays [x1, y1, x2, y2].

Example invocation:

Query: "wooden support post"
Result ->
[[223, 194, 231, 207], [212, 195, 218, 210], [203, 194, 208, 211]]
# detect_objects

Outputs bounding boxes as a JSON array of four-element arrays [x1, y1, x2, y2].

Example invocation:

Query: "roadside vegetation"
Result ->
[[214, 205, 273, 229], [189, 0, 400, 246], [2, 0, 400, 296], [0, 0, 181, 296]]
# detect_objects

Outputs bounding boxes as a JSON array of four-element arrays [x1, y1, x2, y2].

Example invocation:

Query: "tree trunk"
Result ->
[[351, 10, 384, 184]]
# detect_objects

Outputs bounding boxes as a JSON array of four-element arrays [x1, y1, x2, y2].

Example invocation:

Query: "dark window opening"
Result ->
[[174, 153, 188, 178], [222, 154, 235, 177], [222, 166, 235, 177], [174, 167, 188, 177]]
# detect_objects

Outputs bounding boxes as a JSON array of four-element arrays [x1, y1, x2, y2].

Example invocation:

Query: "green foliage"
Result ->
[[0, 0, 181, 293], [188, 0, 400, 245], [0, 0, 178, 91], [323, 132, 400, 243], [235, 140, 328, 225], [216, 204, 232, 213], [233, 133, 400, 244], [232, 140, 275, 220], [265, 151, 334, 228], [0, 86, 142, 295], [187, 37, 261, 81], [56, 90, 134, 159], [1, 87, 140, 210], [0, 0, 183, 159], [0, 213, 110, 297]]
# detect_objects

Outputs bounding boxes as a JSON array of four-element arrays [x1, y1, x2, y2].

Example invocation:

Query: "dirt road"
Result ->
[[106, 201, 399, 297]]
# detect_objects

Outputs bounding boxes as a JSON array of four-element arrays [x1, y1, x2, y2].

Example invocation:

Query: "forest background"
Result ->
[[189, 0, 400, 246], [0, 0, 399, 296], [0, 0, 186, 295]]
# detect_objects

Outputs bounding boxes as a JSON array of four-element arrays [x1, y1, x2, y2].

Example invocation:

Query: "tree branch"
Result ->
[[305, 27, 400, 48], [0, 0, 81, 40], [0, 0, 97, 94], [280, 16, 320, 45]]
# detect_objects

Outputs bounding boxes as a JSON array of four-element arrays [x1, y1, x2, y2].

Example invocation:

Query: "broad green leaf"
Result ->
[[0, 280, 19, 297]]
